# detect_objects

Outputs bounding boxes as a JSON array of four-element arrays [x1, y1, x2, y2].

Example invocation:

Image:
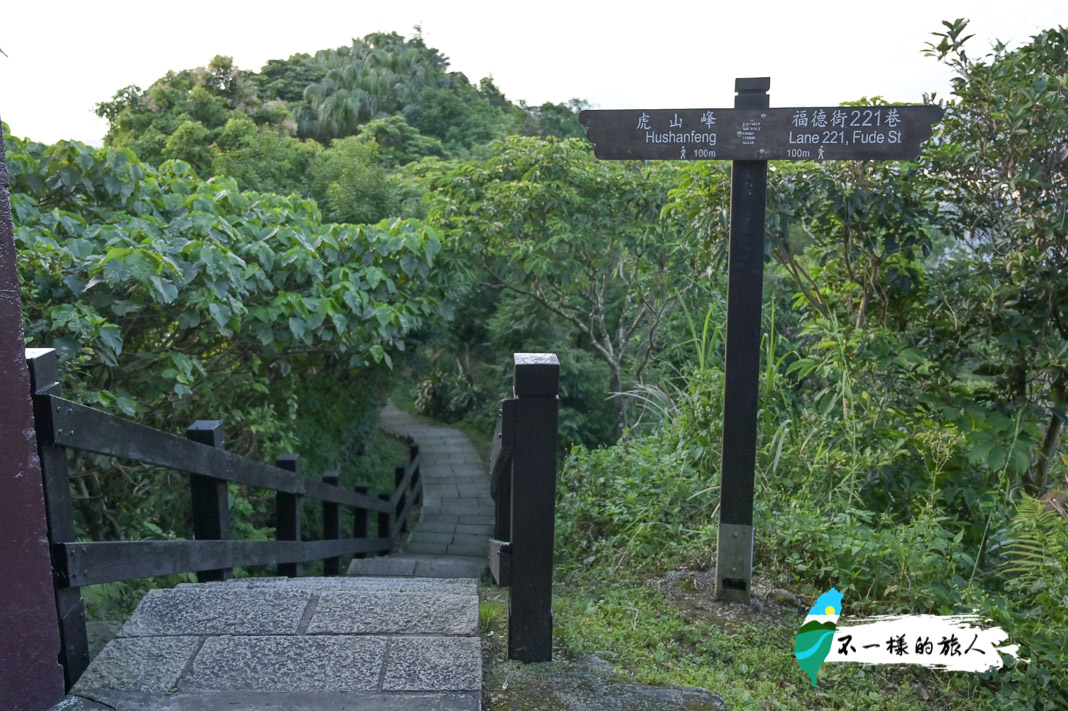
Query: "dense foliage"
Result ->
[[94, 30, 588, 201], [7, 130, 445, 541], [6, 18, 1067, 710], [426, 136, 695, 432]]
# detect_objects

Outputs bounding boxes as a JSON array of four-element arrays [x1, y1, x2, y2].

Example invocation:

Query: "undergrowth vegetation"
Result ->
[[551, 290, 1068, 708]]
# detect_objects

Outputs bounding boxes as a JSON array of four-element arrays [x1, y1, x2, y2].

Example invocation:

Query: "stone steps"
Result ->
[[58, 576, 481, 711], [351, 402, 493, 577]]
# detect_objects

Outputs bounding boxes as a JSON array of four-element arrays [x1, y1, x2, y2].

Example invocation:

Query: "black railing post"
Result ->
[[394, 465, 408, 533], [275, 454, 301, 577], [508, 352, 559, 663], [377, 492, 391, 553], [409, 444, 422, 505], [322, 471, 341, 576], [25, 349, 90, 690], [187, 421, 231, 582], [353, 483, 369, 559]]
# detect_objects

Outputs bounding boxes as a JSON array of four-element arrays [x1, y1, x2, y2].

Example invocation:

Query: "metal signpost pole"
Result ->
[[714, 78, 770, 603]]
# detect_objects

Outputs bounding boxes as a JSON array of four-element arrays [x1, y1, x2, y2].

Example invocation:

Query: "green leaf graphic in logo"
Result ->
[[794, 588, 843, 686]]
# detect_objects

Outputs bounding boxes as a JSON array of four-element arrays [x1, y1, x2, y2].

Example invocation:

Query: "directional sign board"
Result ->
[[579, 105, 943, 161]]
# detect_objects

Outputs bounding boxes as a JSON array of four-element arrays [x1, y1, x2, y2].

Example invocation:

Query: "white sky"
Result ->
[[1, 0, 1064, 145]]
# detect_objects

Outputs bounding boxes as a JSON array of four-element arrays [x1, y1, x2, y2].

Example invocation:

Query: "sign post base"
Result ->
[[715, 522, 754, 604]]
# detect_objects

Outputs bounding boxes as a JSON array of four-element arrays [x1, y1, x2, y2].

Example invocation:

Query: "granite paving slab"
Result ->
[[382, 637, 482, 691], [307, 590, 478, 635], [72, 636, 200, 695], [183, 635, 386, 691], [120, 587, 311, 637], [59, 576, 483, 710]]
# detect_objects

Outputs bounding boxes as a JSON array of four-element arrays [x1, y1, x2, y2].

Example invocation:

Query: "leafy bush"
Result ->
[[414, 363, 486, 423], [7, 130, 447, 541], [557, 437, 710, 576]]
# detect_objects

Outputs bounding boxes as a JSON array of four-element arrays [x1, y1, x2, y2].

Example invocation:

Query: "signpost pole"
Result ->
[[714, 78, 770, 604]]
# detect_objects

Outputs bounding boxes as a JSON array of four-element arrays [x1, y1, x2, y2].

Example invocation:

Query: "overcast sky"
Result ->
[[1, 0, 1064, 145]]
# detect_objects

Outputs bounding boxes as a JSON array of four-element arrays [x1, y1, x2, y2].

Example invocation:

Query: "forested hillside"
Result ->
[[8, 22, 1067, 709], [93, 31, 586, 199]]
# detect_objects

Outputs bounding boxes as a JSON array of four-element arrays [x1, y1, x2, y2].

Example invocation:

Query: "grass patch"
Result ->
[[551, 574, 983, 710], [480, 595, 509, 635]]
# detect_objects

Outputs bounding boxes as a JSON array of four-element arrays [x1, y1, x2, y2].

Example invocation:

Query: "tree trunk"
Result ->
[[609, 361, 628, 435], [1030, 382, 1066, 493], [74, 469, 121, 541]]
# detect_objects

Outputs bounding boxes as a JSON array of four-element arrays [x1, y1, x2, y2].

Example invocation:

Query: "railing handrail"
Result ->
[[35, 393, 395, 512], [53, 538, 395, 588]]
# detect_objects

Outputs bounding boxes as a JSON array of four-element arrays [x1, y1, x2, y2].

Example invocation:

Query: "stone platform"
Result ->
[[57, 577, 481, 710]]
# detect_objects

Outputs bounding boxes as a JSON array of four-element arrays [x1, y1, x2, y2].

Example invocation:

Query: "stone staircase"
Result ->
[[56, 403, 492, 711], [348, 401, 494, 580]]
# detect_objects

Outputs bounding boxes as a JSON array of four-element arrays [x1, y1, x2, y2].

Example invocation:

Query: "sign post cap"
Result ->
[[735, 77, 771, 93]]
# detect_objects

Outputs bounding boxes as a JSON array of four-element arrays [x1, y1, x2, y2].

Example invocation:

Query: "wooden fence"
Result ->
[[24, 347, 421, 690]]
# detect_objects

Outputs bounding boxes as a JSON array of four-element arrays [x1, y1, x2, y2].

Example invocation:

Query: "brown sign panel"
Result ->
[[579, 105, 943, 161]]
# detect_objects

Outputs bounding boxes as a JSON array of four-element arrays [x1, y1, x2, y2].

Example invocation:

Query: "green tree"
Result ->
[[668, 144, 938, 330], [96, 55, 292, 171], [352, 115, 444, 166], [410, 80, 510, 155], [516, 99, 591, 140], [308, 136, 411, 224], [296, 31, 451, 142], [254, 52, 328, 104], [211, 116, 322, 194], [428, 136, 696, 428], [294, 31, 519, 156], [7, 132, 446, 538], [925, 20, 1068, 492], [161, 119, 213, 175]]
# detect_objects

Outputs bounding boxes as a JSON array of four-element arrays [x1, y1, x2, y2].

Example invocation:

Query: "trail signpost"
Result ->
[[579, 78, 942, 604]]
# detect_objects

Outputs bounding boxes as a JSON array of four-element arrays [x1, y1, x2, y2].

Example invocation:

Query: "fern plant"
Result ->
[[1003, 493, 1063, 602], [1004, 494, 1068, 586], [993, 492, 1068, 708]]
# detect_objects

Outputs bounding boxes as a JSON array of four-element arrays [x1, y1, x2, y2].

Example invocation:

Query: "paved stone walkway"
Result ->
[[58, 577, 481, 710], [55, 403, 491, 710], [348, 401, 493, 579]]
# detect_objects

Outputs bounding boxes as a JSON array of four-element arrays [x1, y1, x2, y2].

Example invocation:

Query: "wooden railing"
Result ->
[[488, 353, 559, 663], [25, 347, 422, 690]]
